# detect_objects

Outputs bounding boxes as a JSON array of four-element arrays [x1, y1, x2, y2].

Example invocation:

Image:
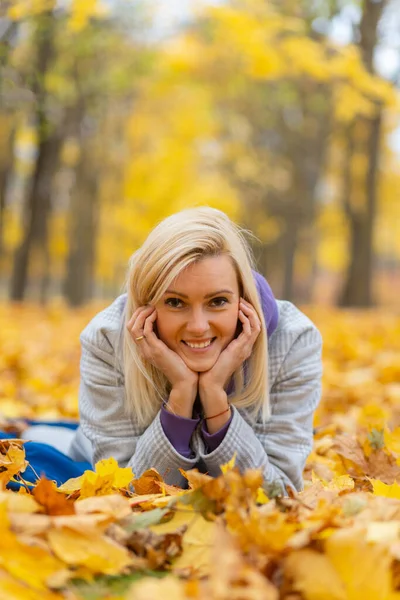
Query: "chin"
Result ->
[[183, 356, 219, 373]]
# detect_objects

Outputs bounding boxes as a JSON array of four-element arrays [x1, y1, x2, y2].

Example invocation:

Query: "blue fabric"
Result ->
[[26, 419, 79, 430], [0, 426, 91, 491]]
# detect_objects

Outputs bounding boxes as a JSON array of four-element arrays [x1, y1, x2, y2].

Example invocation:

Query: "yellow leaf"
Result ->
[[325, 528, 393, 600], [221, 453, 237, 474], [150, 505, 216, 577], [47, 527, 132, 575], [0, 568, 63, 600], [0, 440, 28, 485], [256, 487, 269, 504], [370, 479, 400, 499], [58, 457, 134, 498], [0, 504, 65, 592], [284, 549, 346, 600], [384, 427, 400, 455]]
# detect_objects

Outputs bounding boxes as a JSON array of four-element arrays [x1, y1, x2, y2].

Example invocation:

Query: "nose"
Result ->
[[186, 307, 209, 335]]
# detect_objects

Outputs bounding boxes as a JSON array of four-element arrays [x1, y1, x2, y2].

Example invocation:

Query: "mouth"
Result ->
[[181, 337, 217, 352]]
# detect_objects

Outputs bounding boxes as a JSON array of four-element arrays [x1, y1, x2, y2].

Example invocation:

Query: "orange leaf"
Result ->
[[33, 477, 75, 516]]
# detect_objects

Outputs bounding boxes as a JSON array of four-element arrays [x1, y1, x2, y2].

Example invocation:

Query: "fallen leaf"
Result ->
[[33, 477, 75, 515]]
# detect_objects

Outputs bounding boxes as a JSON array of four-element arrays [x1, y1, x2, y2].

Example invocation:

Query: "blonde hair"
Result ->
[[123, 207, 270, 427]]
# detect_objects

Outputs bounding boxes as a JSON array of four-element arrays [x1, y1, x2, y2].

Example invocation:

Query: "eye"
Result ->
[[209, 297, 229, 307], [165, 298, 184, 308]]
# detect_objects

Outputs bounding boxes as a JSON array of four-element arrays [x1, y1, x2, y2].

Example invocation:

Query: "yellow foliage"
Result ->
[[370, 480, 400, 500], [8, 0, 56, 21], [58, 457, 134, 498]]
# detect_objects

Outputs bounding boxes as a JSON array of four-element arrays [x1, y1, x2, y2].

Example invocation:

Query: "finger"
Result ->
[[126, 306, 152, 329], [240, 300, 261, 334], [238, 309, 252, 337], [127, 306, 154, 334], [143, 309, 160, 343]]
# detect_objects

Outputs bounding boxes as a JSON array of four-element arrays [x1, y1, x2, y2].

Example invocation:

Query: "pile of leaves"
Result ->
[[0, 303, 400, 599]]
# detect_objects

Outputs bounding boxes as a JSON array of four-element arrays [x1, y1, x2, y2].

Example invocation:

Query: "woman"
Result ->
[[67, 207, 323, 493]]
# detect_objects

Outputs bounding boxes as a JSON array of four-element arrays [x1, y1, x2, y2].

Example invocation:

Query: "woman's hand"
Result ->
[[199, 298, 261, 396], [127, 306, 199, 414]]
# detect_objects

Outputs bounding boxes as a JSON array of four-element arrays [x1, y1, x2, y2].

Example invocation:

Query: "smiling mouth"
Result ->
[[182, 337, 216, 349]]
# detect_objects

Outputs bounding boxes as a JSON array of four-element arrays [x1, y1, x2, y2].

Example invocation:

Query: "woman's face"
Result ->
[[155, 255, 240, 373]]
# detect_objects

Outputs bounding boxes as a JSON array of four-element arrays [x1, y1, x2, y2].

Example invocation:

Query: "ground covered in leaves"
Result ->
[[1, 303, 400, 599]]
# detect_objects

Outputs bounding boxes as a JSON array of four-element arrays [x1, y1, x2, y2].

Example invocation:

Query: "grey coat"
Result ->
[[69, 294, 322, 492]]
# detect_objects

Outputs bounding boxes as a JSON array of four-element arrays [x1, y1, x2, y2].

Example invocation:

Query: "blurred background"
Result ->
[[1, 0, 399, 308]]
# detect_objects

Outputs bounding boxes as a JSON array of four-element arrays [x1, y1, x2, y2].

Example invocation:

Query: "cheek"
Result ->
[[154, 310, 180, 346], [219, 308, 239, 340]]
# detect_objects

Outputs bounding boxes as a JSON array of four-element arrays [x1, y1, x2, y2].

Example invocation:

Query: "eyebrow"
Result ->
[[164, 289, 235, 299]]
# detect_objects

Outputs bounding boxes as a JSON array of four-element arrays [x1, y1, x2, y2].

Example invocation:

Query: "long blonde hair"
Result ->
[[123, 207, 270, 427]]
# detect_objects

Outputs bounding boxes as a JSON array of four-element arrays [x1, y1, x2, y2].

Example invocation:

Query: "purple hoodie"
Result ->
[[160, 270, 279, 457]]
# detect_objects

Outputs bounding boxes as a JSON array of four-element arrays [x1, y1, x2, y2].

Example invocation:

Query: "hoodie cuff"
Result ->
[[201, 413, 233, 453], [160, 405, 200, 458]]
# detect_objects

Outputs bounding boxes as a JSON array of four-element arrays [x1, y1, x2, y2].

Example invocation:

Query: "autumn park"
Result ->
[[1, 0, 400, 597]]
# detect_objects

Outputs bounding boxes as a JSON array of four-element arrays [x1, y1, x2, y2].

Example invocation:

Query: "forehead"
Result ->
[[171, 255, 239, 292]]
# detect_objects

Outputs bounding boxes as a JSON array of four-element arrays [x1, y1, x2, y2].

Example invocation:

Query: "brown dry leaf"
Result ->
[[125, 526, 185, 569], [33, 477, 75, 516], [180, 468, 214, 490], [128, 493, 165, 508], [132, 468, 164, 495], [366, 449, 400, 484], [332, 434, 368, 474]]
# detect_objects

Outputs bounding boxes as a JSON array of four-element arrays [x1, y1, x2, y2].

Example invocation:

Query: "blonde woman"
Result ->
[[67, 207, 322, 493]]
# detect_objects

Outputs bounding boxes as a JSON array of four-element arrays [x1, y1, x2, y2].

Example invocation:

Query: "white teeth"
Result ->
[[185, 339, 213, 349]]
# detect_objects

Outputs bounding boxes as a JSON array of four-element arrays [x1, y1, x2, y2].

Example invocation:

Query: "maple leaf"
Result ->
[[47, 526, 134, 575], [132, 468, 164, 495], [325, 527, 394, 600], [33, 477, 75, 516], [370, 479, 400, 500], [0, 504, 66, 592], [58, 457, 134, 499], [283, 548, 346, 600], [0, 439, 28, 485], [150, 506, 216, 577], [0, 568, 64, 600], [366, 449, 400, 484], [125, 526, 185, 569]]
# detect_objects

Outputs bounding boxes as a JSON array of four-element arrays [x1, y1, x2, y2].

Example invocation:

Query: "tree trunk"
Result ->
[[339, 0, 386, 307], [10, 131, 61, 300], [0, 122, 15, 258], [10, 11, 59, 301], [339, 111, 382, 306], [63, 147, 99, 306], [282, 214, 298, 301]]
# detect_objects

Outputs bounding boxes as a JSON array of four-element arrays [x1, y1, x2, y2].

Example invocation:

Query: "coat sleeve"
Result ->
[[198, 325, 323, 493], [73, 335, 199, 486]]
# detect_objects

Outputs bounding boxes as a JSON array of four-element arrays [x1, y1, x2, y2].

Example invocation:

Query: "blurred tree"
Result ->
[[9, 8, 61, 301], [3, 0, 151, 303], [339, 0, 388, 306], [143, 0, 394, 301]]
